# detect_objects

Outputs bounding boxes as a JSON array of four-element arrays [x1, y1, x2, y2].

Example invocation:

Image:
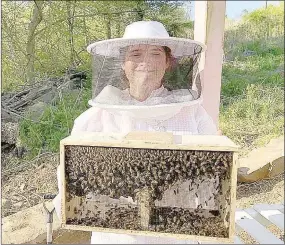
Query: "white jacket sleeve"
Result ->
[[195, 105, 218, 135]]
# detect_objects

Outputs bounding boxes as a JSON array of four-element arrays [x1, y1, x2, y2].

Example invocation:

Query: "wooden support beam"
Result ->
[[194, 1, 226, 127]]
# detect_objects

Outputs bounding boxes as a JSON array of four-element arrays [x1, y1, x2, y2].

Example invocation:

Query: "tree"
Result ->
[[26, 1, 44, 83], [66, 1, 77, 66]]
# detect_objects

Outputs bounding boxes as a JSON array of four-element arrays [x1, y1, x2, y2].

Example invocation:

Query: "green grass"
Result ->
[[220, 48, 284, 156], [221, 53, 284, 99], [19, 70, 93, 158], [19, 88, 91, 158]]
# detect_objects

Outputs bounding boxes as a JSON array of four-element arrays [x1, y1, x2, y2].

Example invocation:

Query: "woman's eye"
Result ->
[[152, 53, 161, 56]]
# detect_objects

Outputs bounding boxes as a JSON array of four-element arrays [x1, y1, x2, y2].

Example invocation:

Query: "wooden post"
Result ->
[[194, 1, 226, 127], [194, 1, 207, 74]]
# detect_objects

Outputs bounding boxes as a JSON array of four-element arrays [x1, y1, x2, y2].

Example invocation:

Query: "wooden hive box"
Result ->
[[59, 132, 239, 243]]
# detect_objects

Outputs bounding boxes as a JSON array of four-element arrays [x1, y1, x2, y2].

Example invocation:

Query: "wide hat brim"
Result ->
[[87, 37, 206, 58]]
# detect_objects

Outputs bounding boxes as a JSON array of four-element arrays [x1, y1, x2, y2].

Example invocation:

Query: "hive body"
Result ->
[[60, 132, 238, 243]]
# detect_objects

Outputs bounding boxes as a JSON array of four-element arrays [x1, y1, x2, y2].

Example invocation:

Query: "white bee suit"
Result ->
[[53, 19, 219, 244], [52, 86, 218, 244]]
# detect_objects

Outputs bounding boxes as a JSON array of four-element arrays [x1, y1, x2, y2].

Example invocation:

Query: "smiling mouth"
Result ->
[[135, 70, 155, 72]]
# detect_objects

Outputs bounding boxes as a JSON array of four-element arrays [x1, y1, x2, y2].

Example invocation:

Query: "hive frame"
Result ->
[[60, 132, 239, 244]]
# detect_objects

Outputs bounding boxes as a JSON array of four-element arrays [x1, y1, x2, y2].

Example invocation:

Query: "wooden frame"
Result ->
[[60, 132, 239, 244], [194, 1, 226, 126]]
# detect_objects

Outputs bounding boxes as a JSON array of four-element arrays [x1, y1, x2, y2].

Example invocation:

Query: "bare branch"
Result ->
[[34, 10, 142, 37]]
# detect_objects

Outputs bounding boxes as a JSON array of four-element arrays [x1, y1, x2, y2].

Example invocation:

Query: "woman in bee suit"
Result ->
[[53, 21, 219, 244]]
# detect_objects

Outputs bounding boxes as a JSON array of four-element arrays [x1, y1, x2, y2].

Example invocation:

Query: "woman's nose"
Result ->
[[137, 56, 155, 67], [136, 62, 154, 71]]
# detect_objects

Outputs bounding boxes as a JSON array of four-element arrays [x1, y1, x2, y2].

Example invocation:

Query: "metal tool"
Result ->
[[43, 194, 57, 244]]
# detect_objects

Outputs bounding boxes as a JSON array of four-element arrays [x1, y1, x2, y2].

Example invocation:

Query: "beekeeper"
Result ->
[[53, 21, 219, 244]]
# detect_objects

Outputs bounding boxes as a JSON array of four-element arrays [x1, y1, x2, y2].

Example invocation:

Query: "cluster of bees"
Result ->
[[150, 207, 228, 237], [66, 205, 228, 237], [65, 145, 233, 202], [64, 145, 232, 237], [67, 206, 140, 230]]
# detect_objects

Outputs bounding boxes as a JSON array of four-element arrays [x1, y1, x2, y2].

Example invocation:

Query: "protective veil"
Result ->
[[87, 21, 205, 122]]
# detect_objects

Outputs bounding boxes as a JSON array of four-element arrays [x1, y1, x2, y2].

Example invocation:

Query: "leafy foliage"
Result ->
[[224, 2, 284, 59], [2, 1, 190, 91]]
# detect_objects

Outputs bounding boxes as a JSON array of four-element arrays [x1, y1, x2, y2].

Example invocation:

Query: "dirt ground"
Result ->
[[1, 152, 59, 217], [236, 172, 284, 209]]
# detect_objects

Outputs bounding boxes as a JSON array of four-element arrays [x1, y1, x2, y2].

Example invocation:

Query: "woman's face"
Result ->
[[122, 44, 170, 101]]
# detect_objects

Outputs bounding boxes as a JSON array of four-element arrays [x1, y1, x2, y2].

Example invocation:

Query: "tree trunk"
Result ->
[[116, 19, 121, 38], [26, 0, 44, 83], [66, 1, 76, 66], [83, 14, 90, 46], [106, 15, 111, 39], [265, 1, 269, 39], [135, 2, 144, 21]]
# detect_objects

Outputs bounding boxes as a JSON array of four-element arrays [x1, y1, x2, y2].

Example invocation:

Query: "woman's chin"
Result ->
[[129, 93, 148, 102], [132, 79, 161, 88]]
